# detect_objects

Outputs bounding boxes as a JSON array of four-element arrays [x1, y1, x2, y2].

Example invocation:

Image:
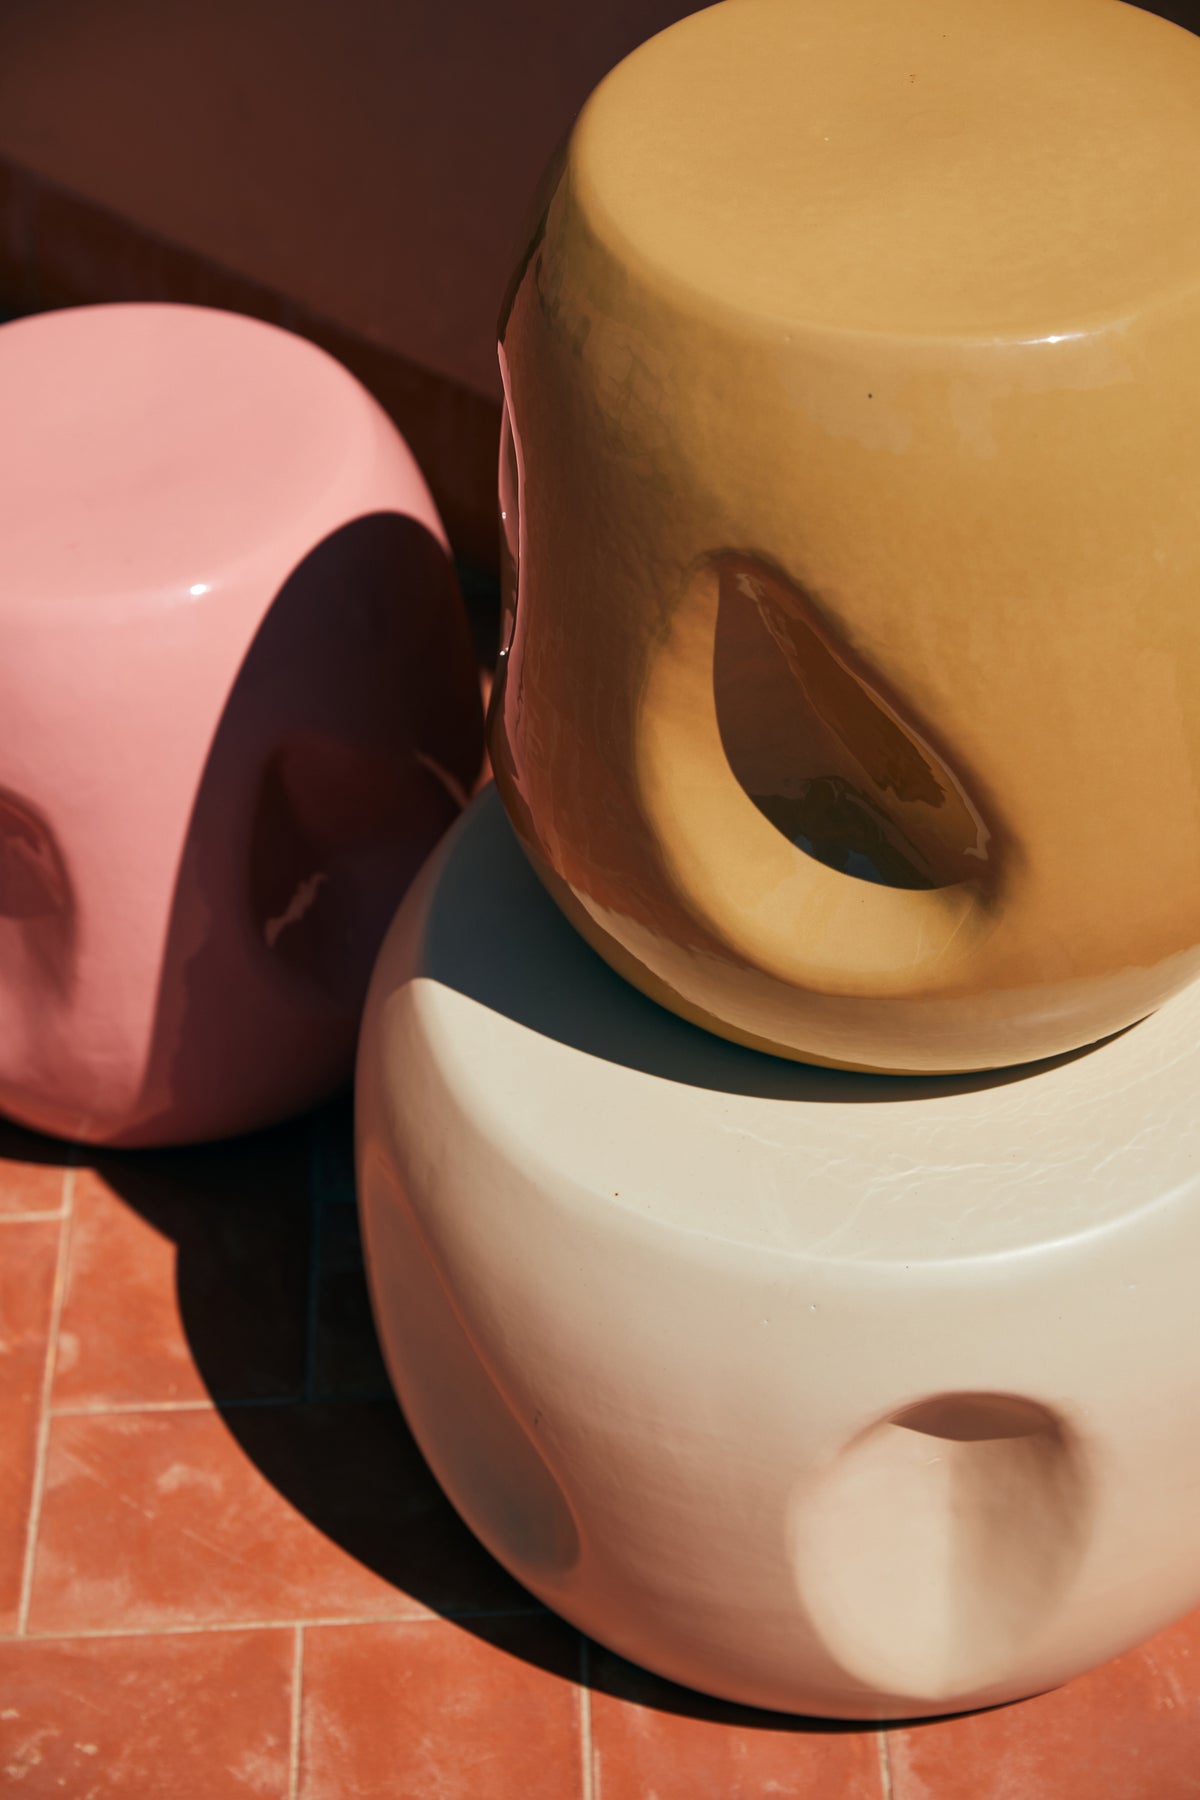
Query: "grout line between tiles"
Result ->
[[0, 1605, 548, 1646], [51, 1395, 307, 1417], [578, 1634, 595, 1800], [288, 1625, 305, 1800], [49, 1391, 391, 1419], [876, 1728, 894, 1800], [16, 1160, 76, 1635], [50, 1398, 235, 1417], [0, 1208, 67, 1225]]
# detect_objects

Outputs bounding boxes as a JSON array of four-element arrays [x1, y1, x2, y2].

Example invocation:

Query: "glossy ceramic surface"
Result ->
[[491, 0, 1200, 1073], [358, 789, 1200, 1717], [0, 303, 483, 1145]]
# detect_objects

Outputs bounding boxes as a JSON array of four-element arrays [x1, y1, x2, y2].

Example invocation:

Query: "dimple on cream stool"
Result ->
[[0, 303, 483, 1146], [358, 789, 1200, 1720]]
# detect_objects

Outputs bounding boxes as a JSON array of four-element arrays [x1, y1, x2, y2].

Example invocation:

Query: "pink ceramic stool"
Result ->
[[0, 303, 483, 1146]]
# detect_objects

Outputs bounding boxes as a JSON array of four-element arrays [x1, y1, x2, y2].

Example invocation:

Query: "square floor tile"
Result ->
[[888, 1606, 1200, 1800], [299, 1615, 582, 1800], [0, 1220, 59, 1629], [54, 1130, 310, 1408], [223, 1401, 533, 1620], [0, 1219, 59, 1402], [0, 1119, 69, 1217], [0, 1628, 293, 1797], [588, 1646, 884, 1800], [27, 1399, 530, 1634]]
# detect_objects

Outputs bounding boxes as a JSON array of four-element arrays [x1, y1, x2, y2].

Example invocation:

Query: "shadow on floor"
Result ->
[[70, 1096, 886, 1736]]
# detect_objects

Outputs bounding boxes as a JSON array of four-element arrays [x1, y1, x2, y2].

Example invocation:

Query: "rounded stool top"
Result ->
[[0, 304, 423, 618], [573, 0, 1200, 340], [390, 790, 1200, 1269]]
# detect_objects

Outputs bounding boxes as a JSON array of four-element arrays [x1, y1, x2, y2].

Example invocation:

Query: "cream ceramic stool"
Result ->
[[358, 789, 1200, 1720]]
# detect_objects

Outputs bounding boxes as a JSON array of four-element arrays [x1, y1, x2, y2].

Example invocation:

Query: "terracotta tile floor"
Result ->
[[3, 1101, 1200, 1798]]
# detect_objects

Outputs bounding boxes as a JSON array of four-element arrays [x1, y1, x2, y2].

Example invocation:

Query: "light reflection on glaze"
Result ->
[[710, 552, 991, 891]]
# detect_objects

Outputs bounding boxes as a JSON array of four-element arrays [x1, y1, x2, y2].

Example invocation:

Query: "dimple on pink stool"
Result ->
[[0, 303, 483, 1147]]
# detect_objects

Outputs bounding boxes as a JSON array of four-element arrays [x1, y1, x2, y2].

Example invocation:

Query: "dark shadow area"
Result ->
[[0, 1111, 76, 1176], [111, 510, 483, 1147], [1142, 0, 1200, 30], [455, 557, 502, 674], [425, 788, 1115, 1104], [78, 1098, 881, 1734]]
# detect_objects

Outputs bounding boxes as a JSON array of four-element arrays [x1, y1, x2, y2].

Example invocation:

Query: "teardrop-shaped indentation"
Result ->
[[0, 789, 76, 999], [250, 738, 459, 1003], [711, 554, 991, 890], [360, 1153, 580, 1585], [795, 1392, 1088, 1704], [498, 391, 522, 663]]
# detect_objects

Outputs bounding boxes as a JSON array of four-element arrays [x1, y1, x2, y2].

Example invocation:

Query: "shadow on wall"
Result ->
[[0, 0, 706, 402], [1142, 0, 1200, 31], [0, 2, 710, 565]]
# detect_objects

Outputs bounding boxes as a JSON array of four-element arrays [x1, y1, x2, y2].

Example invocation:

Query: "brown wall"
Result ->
[[0, 0, 701, 563]]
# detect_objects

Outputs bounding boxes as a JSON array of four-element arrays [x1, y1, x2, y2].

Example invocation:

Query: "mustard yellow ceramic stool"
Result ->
[[358, 790, 1200, 1718], [491, 0, 1200, 1074]]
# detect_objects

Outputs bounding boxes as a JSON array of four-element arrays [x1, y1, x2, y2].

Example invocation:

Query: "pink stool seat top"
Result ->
[[0, 304, 432, 615]]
